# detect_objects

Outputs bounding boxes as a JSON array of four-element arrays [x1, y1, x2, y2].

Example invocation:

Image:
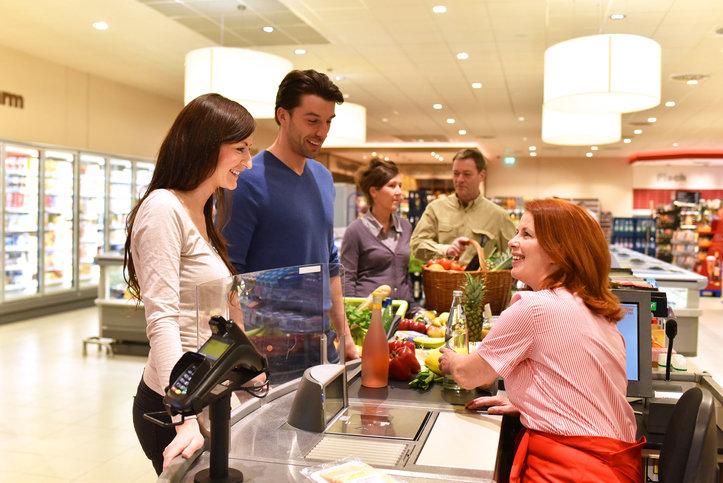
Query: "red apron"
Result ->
[[509, 428, 646, 482]]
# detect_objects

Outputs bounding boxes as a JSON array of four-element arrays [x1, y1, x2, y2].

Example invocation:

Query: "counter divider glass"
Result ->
[[182, 263, 506, 482]]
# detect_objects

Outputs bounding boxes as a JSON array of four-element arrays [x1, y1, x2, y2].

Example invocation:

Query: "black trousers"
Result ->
[[132, 377, 176, 475]]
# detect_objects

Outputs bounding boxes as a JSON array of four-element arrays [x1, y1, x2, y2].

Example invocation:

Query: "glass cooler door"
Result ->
[[108, 158, 132, 252], [3, 145, 40, 300], [42, 150, 76, 293], [134, 160, 154, 201], [78, 154, 106, 288]]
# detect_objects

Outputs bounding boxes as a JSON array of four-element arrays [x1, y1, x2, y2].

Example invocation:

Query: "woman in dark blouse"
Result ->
[[340, 158, 420, 315]]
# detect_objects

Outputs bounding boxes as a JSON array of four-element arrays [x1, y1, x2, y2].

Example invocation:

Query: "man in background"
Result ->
[[222, 69, 359, 362], [410, 148, 515, 266]]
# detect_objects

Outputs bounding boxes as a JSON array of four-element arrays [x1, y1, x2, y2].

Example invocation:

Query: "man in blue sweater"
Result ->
[[223, 69, 359, 362]]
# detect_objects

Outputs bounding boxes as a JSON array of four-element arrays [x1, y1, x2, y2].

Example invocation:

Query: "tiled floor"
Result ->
[[0, 296, 721, 482]]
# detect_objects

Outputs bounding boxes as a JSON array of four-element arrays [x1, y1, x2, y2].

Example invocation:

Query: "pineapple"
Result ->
[[462, 272, 487, 342]]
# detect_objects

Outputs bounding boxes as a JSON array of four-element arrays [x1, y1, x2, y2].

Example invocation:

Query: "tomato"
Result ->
[[411, 320, 427, 333], [449, 260, 463, 271], [425, 258, 440, 268], [398, 318, 412, 331], [438, 257, 452, 270]]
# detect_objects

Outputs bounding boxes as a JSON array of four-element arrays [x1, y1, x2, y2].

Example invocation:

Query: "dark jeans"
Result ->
[[132, 377, 176, 475]]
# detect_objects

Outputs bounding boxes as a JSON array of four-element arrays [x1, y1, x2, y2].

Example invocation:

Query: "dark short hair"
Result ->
[[274, 69, 344, 124], [355, 158, 399, 207], [453, 148, 487, 172]]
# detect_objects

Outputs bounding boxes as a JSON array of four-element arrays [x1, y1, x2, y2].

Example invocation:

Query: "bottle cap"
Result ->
[[452, 290, 462, 296]]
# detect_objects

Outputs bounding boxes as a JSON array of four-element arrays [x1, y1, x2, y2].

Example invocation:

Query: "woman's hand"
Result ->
[[439, 347, 499, 389], [162, 417, 204, 471], [466, 395, 520, 416]]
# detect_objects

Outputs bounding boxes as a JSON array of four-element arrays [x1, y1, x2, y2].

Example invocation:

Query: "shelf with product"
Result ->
[[694, 218, 722, 296], [611, 217, 657, 257]]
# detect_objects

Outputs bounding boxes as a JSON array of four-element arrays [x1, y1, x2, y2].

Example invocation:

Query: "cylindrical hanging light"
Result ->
[[544, 34, 661, 114], [184, 47, 293, 119], [541, 106, 621, 146], [324, 102, 367, 146]]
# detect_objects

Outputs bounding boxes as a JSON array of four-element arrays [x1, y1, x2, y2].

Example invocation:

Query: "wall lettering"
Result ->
[[1, 90, 24, 109], [656, 173, 686, 182]]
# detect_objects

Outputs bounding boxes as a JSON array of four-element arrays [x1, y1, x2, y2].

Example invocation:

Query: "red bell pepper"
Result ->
[[388, 342, 421, 381]]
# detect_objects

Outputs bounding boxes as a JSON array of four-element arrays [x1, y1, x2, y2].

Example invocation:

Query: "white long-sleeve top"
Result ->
[[132, 189, 231, 396]]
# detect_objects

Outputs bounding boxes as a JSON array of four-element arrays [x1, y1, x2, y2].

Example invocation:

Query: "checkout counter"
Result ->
[[156, 263, 720, 482], [610, 245, 707, 356]]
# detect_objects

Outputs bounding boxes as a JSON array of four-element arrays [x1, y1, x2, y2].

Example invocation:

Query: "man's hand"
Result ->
[[445, 237, 471, 258]]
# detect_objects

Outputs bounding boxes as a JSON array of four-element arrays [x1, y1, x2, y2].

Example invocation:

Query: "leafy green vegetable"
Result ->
[[345, 303, 372, 345], [408, 253, 424, 273]]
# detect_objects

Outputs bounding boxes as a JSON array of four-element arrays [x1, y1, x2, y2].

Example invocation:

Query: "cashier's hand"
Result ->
[[345, 339, 360, 361], [466, 395, 520, 416], [446, 237, 471, 258], [163, 418, 204, 471]]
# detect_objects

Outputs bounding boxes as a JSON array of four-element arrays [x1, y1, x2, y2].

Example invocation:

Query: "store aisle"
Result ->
[[0, 296, 721, 482], [0, 307, 155, 482]]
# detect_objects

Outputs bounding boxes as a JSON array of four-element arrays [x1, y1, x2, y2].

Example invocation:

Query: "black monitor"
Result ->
[[612, 288, 654, 399]]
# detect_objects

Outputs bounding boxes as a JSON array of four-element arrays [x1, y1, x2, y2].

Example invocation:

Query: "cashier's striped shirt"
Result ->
[[477, 288, 637, 442]]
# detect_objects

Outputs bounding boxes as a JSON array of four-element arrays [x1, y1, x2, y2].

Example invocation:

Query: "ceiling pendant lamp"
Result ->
[[324, 102, 367, 147], [544, 34, 661, 114], [541, 106, 621, 146], [184, 47, 293, 119]]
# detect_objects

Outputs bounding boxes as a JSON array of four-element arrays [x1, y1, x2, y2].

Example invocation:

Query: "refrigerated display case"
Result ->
[[3, 145, 40, 300], [78, 154, 106, 288], [43, 150, 75, 293], [1, 138, 155, 322]]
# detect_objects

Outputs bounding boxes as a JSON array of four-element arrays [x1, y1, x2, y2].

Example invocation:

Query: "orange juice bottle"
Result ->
[[361, 292, 389, 388]]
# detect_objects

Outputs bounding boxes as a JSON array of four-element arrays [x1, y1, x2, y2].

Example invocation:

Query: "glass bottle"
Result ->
[[382, 297, 393, 334], [361, 292, 389, 388], [444, 290, 469, 391]]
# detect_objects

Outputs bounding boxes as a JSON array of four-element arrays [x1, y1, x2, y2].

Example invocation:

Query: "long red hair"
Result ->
[[527, 198, 622, 322]]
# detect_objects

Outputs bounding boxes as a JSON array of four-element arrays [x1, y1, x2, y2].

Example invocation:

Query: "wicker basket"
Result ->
[[422, 240, 514, 315]]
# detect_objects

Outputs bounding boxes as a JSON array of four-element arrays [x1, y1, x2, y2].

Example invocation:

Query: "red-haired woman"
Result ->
[[439, 198, 644, 481]]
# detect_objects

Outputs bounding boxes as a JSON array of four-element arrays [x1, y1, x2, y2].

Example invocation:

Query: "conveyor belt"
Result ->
[[306, 434, 408, 466]]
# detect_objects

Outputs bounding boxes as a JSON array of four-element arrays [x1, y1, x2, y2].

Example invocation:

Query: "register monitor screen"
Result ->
[[612, 289, 653, 398]]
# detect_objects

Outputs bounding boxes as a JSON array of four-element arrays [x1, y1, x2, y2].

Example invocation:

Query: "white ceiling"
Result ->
[[1, 0, 723, 166]]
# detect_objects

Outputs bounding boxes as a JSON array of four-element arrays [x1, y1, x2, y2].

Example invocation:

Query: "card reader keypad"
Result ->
[[172, 364, 198, 395]]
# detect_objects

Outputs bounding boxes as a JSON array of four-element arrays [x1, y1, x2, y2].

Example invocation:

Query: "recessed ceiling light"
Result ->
[[528, 146, 536, 151], [433, 103, 443, 110], [456, 52, 469, 60], [665, 101, 676, 107], [381, 118, 389, 123], [372, 152, 377, 156], [647, 117, 657, 123], [92, 21, 109, 30], [634, 129, 642, 134], [591, 146, 598, 151], [335, 75, 344, 81], [610, 14, 626, 20], [672, 142, 679, 147], [623, 138, 632, 143], [686, 79, 699, 85], [262, 26, 274, 33], [439, 156, 444, 161], [432, 5, 447, 13], [472, 82, 482, 89], [530, 152, 537, 157], [343, 93, 350, 99], [458, 129, 467, 135], [446, 118, 456, 124], [294, 49, 306, 55], [586, 152, 593, 157], [431, 152, 436, 156], [518, 117, 525, 121]]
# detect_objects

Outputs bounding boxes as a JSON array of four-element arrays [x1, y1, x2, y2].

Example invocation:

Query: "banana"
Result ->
[[413, 336, 445, 349]]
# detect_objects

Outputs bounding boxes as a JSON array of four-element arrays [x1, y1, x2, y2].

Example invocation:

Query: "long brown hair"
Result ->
[[123, 93, 255, 300], [526, 198, 622, 322]]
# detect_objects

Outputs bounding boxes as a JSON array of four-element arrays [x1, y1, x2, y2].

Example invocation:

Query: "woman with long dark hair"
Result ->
[[124, 93, 255, 474]]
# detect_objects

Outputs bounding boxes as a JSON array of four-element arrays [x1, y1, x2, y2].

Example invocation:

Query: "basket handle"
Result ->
[[468, 239, 487, 273]]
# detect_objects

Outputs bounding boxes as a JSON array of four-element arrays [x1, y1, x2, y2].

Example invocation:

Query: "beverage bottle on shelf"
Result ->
[[361, 291, 389, 388], [443, 290, 470, 391]]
